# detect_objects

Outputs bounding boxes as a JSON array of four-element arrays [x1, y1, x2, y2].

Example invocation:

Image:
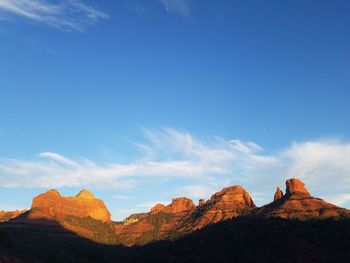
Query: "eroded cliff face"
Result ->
[[186, 185, 256, 231], [114, 197, 197, 245], [8, 178, 350, 247], [114, 186, 256, 245], [16, 189, 116, 244], [29, 189, 111, 222], [256, 178, 350, 220]]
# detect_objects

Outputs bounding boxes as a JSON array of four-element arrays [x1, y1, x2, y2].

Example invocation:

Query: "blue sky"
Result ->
[[0, 0, 350, 220]]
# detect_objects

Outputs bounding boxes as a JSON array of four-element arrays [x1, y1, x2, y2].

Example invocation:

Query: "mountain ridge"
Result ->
[[4, 178, 350, 246]]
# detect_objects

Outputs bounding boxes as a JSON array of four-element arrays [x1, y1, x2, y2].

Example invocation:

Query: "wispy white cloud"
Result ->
[[232, 139, 350, 207], [0, 0, 108, 31], [1, 128, 350, 211], [136, 200, 169, 209], [176, 185, 217, 200], [0, 203, 26, 211], [39, 152, 80, 168], [327, 193, 350, 207], [115, 200, 169, 220], [159, 0, 189, 15], [112, 195, 131, 200], [284, 140, 350, 189], [0, 128, 241, 188]]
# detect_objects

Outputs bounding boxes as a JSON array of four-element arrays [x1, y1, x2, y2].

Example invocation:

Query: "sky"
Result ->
[[0, 0, 349, 221]]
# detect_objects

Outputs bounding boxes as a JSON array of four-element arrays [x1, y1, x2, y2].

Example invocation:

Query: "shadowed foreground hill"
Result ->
[[1, 217, 350, 263]]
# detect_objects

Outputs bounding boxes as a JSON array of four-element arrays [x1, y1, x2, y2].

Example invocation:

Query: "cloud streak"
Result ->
[[0, 128, 240, 188], [1, 128, 350, 209], [0, 0, 108, 31]]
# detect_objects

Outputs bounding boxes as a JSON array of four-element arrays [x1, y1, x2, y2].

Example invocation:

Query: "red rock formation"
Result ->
[[208, 186, 255, 208], [150, 204, 166, 214], [285, 178, 310, 196], [274, 187, 283, 201], [114, 185, 257, 245], [29, 189, 111, 222], [187, 185, 256, 230], [256, 178, 350, 220], [0, 209, 26, 222], [198, 199, 205, 206], [9, 178, 350, 247], [163, 197, 196, 213], [115, 197, 197, 245]]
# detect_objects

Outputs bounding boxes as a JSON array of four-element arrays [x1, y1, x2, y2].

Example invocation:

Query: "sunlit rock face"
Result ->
[[163, 197, 196, 213], [114, 185, 257, 246], [256, 178, 350, 220], [187, 185, 256, 230], [150, 204, 166, 214], [274, 187, 284, 201], [285, 178, 310, 196], [9, 178, 350, 247], [123, 213, 148, 225], [115, 197, 197, 245], [0, 209, 26, 222], [29, 189, 111, 222]]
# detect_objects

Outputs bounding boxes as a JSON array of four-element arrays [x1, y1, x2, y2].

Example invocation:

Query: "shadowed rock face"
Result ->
[[198, 199, 205, 206], [256, 178, 350, 220], [114, 197, 197, 245], [29, 189, 111, 222]]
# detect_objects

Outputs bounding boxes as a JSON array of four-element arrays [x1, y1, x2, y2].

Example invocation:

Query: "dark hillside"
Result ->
[[1, 217, 350, 263]]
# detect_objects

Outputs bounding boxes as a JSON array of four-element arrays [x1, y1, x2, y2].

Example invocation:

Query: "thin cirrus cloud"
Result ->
[[159, 0, 189, 15], [1, 128, 350, 208], [0, 0, 108, 31], [0, 128, 241, 189]]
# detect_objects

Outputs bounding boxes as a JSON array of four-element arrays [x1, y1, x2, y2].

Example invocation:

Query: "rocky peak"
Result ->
[[256, 178, 350, 220], [285, 178, 310, 196], [274, 187, 284, 201], [166, 197, 196, 213], [150, 198, 196, 214], [209, 185, 256, 208], [43, 189, 61, 199], [150, 204, 166, 214], [76, 189, 96, 199], [198, 199, 205, 206]]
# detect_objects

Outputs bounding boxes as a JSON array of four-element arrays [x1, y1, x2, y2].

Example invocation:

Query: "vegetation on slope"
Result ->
[[2, 217, 350, 262]]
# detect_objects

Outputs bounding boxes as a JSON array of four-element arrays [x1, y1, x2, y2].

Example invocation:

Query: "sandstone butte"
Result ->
[[28, 189, 111, 222], [256, 178, 350, 219], [114, 185, 257, 245], [4, 178, 350, 246]]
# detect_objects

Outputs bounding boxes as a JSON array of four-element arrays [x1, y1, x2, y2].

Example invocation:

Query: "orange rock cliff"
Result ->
[[5, 178, 350, 246], [29, 189, 111, 222]]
